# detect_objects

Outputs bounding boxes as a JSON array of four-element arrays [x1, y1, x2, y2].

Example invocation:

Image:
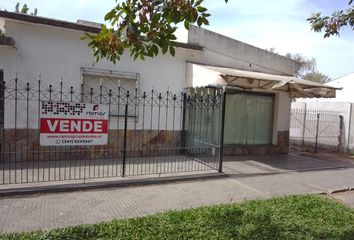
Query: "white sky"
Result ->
[[0, 0, 353, 79]]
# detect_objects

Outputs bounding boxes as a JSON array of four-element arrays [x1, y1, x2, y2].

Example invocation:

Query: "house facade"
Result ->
[[0, 11, 337, 157]]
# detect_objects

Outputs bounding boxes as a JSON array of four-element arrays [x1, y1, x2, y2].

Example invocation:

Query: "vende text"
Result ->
[[41, 118, 108, 134]]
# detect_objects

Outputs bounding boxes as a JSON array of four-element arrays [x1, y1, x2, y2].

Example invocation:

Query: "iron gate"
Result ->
[[290, 108, 343, 153], [0, 77, 224, 185]]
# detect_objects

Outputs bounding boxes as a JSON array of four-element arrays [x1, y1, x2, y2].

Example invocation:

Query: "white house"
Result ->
[[0, 10, 338, 156]]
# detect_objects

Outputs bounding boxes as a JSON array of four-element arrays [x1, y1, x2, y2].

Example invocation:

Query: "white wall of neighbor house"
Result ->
[[294, 73, 354, 152], [296, 73, 354, 104], [292, 101, 351, 152], [0, 18, 5, 32], [0, 19, 296, 143], [321, 73, 354, 102]]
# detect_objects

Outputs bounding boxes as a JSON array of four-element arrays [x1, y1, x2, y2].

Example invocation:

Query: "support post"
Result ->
[[302, 103, 307, 149], [218, 87, 226, 173], [181, 92, 187, 155], [347, 104, 352, 154], [315, 113, 320, 152], [0, 70, 3, 164], [122, 104, 128, 177], [339, 115, 344, 153]]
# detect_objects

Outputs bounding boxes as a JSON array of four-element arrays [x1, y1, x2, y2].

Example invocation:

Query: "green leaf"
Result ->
[[151, 45, 159, 56], [146, 48, 154, 57], [139, 53, 145, 60], [184, 20, 190, 30], [202, 17, 209, 25], [195, 0, 203, 6], [105, 9, 116, 21], [130, 50, 135, 57], [162, 43, 168, 54], [134, 52, 139, 60], [169, 46, 175, 56], [84, 0, 219, 63], [197, 17, 203, 26], [197, 6, 208, 13]]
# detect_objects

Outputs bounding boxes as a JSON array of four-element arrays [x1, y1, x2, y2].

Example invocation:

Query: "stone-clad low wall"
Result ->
[[1, 129, 182, 161], [1, 129, 289, 161]]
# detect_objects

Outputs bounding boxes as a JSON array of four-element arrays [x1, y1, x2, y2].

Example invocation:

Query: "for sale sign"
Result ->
[[40, 101, 109, 146]]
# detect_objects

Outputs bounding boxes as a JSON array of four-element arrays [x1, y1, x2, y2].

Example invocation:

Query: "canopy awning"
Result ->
[[186, 63, 341, 98]]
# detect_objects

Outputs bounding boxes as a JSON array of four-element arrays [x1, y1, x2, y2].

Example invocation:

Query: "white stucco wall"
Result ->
[[292, 102, 351, 152], [0, 20, 196, 130], [294, 73, 354, 152], [0, 18, 5, 32], [0, 18, 295, 143], [326, 73, 354, 102], [1, 20, 192, 92], [272, 92, 291, 144], [296, 73, 354, 103]]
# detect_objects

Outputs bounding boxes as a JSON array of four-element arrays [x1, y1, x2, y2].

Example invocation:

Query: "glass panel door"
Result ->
[[224, 92, 273, 145]]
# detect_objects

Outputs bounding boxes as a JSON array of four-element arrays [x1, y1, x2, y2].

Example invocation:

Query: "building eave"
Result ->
[[0, 10, 203, 52], [0, 10, 102, 34]]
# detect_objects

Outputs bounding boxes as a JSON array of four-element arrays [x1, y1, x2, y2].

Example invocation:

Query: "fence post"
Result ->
[[181, 92, 187, 155], [302, 104, 307, 149], [339, 115, 344, 153], [0, 72, 3, 164], [0, 79, 3, 184], [315, 113, 320, 152], [122, 104, 128, 177], [218, 87, 226, 173]]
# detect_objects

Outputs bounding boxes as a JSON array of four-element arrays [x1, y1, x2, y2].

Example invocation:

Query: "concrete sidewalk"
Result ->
[[1, 153, 354, 234]]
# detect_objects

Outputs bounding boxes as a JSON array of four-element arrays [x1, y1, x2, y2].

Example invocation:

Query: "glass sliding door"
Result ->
[[224, 92, 274, 145]]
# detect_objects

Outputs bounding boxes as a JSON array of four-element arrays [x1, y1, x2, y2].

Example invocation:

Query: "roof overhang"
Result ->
[[0, 11, 203, 52], [186, 63, 341, 98]]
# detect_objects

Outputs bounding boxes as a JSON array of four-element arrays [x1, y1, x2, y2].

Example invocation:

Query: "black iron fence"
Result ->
[[0, 77, 224, 185], [290, 108, 343, 153]]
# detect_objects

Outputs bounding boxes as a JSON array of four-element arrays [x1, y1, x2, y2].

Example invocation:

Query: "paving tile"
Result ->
[[1, 153, 354, 234]]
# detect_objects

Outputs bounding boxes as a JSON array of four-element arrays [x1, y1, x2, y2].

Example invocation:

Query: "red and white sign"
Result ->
[[40, 101, 109, 146]]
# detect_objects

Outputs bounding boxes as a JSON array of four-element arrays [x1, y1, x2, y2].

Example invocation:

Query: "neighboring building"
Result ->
[[323, 73, 354, 102], [0, 10, 338, 156], [294, 73, 354, 153]]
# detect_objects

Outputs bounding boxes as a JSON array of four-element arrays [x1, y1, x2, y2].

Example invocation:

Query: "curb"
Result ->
[[327, 186, 352, 195], [0, 172, 226, 198]]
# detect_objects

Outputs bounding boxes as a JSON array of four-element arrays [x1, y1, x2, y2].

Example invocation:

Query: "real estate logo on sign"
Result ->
[[40, 101, 109, 146]]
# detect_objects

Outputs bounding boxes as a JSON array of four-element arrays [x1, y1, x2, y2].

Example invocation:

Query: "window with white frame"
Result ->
[[81, 67, 139, 117]]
